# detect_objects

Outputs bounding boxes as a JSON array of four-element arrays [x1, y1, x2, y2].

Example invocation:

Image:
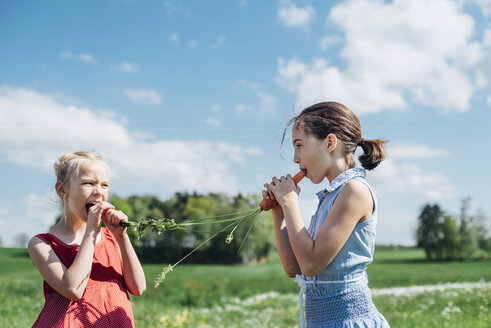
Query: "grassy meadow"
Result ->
[[0, 247, 489, 327]]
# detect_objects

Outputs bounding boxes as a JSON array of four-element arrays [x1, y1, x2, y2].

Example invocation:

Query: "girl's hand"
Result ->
[[87, 202, 114, 233], [262, 189, 283, 215], [264, 174, 301, 208], [102, 204, 128, 238]]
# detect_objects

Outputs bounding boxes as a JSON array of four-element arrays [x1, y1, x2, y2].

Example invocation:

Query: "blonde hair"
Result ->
[[54, 151, 110, 207]]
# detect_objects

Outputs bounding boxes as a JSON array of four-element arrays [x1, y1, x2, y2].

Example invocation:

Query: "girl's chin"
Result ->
[[310, 176, 325, 184]]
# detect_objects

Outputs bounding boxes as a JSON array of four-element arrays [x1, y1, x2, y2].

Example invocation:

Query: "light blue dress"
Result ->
[[295, 168, 389, 328]]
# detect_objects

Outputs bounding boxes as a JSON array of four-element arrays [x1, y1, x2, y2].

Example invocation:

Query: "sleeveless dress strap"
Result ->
[[34, 233, 54, 246]]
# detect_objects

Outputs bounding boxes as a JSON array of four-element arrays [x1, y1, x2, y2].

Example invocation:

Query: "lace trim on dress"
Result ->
[[317, 168, 366, 199]]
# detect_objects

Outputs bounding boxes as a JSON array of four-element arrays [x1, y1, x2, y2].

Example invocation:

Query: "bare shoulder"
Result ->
[[336, 180, 373, 221], [28, 236, 51, 263], [342, 179, 371, 199]]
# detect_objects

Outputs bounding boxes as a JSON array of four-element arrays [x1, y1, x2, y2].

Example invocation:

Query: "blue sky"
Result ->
[[1, 0, 490, 247]]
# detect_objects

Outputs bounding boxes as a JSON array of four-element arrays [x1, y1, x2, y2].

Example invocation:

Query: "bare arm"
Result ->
[[114, 234, 146, 296], [28, 229, 98, 301], [103, 208, 146, 296], [266, 177, 372, 277], [28, 203, 116, 300], [271, 205, 301, 277], [263, 187, 301, 278]]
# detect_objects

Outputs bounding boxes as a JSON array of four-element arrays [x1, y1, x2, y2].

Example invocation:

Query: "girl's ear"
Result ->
[[325, 133, 338, 153], [55, 182, 66, 198]]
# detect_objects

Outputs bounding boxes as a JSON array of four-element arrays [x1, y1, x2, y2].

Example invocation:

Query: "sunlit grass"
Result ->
[[1, 248, 490, 327], [132, 283, 491, 327]]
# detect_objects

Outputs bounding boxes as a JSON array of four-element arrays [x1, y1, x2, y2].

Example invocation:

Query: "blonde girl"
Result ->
[[28, 151, 146, 327]]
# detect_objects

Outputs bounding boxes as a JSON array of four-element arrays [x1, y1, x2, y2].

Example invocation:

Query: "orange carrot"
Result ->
[[259, 170, 306, 211]]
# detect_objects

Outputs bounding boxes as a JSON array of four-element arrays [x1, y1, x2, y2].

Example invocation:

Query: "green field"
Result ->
[[0, 247, 489, 327]]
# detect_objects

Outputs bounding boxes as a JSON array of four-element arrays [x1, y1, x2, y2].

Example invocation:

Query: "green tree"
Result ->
[[459, 198, 479, 258], [48, 192, 276, 264], [475, 210, 491, 255], [438, 215, 461, 260], [416, 198, 490, 261], [416, 204, 443, 260]]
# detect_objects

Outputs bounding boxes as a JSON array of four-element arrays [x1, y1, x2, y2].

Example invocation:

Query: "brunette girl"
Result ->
[[264, 102, 389, 327]]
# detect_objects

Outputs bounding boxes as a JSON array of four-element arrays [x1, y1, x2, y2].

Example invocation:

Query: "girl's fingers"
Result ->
[[262, 190, 275, 200], [104, 209, 128, 226], [99, 202, 115, 212]]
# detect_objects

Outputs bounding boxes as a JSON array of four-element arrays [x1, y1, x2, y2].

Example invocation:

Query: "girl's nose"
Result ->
[[92, 185, 103, 196]]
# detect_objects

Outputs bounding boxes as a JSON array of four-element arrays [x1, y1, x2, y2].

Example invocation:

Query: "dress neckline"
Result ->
[[46, 228, 105, 248], [317, 168, 366, 198]]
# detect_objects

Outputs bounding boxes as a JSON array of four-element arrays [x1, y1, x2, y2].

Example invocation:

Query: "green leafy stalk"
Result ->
[[154, 264, 173, 287], [121, 207, 265, 287]]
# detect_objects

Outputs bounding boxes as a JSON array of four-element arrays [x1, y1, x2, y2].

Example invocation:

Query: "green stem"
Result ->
[[169, 219, 241, 269], [237, 208, 262, 253]]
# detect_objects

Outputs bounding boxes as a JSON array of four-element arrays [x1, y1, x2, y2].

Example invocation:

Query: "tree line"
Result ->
[[416, 198, 490, 261], [110, 192, 275, 264]]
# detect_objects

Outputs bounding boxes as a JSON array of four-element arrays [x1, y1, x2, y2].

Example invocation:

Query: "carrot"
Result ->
[[259, 170, 306, 211]]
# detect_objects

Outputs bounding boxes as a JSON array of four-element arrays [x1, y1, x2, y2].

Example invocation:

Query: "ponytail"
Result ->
[[358, 138, 387, 170], [285, 102, 388, 171]]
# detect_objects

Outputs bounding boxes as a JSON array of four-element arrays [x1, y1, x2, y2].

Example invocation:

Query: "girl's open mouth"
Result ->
[[85, 202, 97, 213]]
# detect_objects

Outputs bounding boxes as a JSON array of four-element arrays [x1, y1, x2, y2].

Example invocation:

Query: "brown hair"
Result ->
[[282, 102, 387, 170]]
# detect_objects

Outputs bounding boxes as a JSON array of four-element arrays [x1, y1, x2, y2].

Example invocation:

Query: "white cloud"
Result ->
[[244, 148, 263, 156], [116, 61, 138, 73], [206, 118, 222, 127], [478, 29, 491, 94], [0, 86, 261, 195], [277, 0, 482, 114], [367, 156, 457, 245], [211, 35, 226, 49], [164, 1, 192, 18], [389, 144, 449, 159], [464, 0, 491, 17], [24, 192, 60, 226], [277, 58, 407, 114], [278, 1, 315, 30], [370, 159, 456, 201], [0, 192, 59, 247], [475, 71, 488, 89], [319, 35, 342, 51], [237, 79, 278, 115], [60, 50, 96, 64], [125, 89, 162, 106]]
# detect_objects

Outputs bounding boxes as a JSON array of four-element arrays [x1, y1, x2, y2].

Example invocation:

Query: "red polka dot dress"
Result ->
[[32, 228, 135, 328]]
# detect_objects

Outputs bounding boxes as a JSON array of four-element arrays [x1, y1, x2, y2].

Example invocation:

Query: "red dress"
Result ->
[[32, 228, 135, 328]]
